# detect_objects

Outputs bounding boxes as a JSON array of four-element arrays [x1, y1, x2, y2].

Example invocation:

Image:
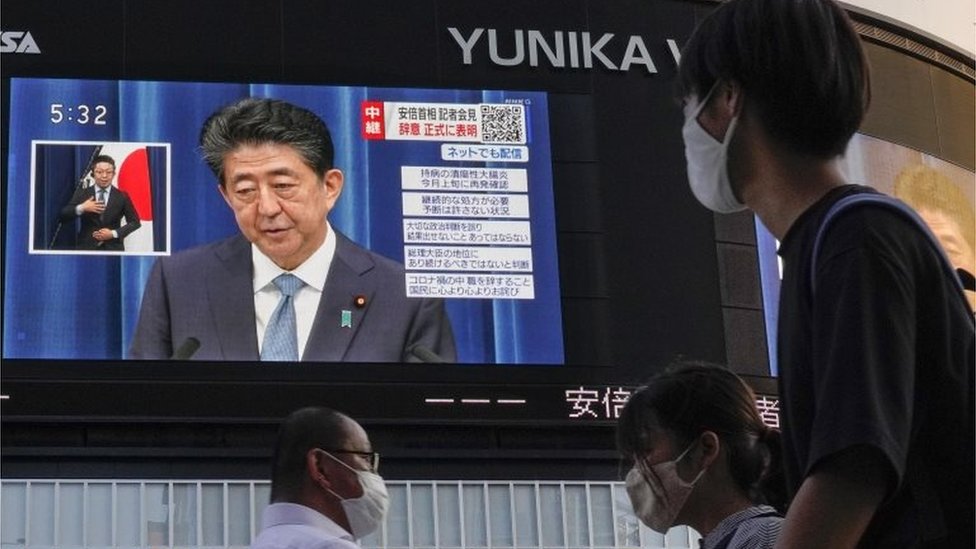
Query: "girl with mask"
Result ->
[[617, 363, 783, 549]]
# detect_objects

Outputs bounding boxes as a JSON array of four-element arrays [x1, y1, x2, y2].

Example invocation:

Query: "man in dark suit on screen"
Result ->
[[129, 97, 456, 363], [60, 154, 141, 251]]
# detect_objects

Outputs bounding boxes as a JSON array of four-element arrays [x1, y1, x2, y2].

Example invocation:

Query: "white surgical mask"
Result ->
[[323, 451, 390, 540], [625, 440, 705, 533], [681, 82, 746, 213]]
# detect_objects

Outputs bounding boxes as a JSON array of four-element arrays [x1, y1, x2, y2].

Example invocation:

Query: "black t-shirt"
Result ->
[[777, 185, 975, 547]]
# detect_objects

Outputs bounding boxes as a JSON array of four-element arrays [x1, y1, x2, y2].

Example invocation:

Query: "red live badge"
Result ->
[[361, 101, 385, 140]]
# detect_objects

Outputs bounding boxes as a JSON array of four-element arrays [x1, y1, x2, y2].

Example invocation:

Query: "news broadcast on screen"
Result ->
[[4, 78, 564, 365]]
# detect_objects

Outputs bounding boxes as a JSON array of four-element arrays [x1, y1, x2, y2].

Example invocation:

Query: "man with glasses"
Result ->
[[60, 154, 142, 251], [252, 406, 389, 549]]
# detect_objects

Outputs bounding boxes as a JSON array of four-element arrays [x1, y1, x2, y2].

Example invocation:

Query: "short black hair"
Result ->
[[92, 154, 116, 169], [269, 407, 351, 502], [677, 0, 870, 158], [199, 97, 335, 185]]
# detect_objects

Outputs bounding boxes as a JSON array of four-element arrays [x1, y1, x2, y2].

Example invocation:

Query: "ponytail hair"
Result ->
[[617, 362, 786, 512], [756, 424, 786, 512]]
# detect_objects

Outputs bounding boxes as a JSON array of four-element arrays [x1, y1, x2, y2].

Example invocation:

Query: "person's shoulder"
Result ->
[[251, 539, 359, 549], [64, 186, 92, 205], [159, 234, 248, 267], [817, 188, 932, 261], [317, 537, 360, 549], [333, 231, 405, 276], [726, 514, 782, 549], [250, 524, 360, 549], [818, 186, 923, 232]]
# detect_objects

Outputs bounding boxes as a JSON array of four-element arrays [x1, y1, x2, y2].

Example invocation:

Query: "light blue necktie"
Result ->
[[261, 274, 303, 361]]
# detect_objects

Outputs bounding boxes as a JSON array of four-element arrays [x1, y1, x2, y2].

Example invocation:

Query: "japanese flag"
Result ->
[[100, 143, 155, 253]]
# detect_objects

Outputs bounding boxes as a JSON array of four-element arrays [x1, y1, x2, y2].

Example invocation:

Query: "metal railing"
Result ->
[[0, 480, 701, 549]]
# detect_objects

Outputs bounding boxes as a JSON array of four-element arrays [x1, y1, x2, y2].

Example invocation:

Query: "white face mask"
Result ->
[[323, 451, 390, 540], [681, 82, 746, 214], [625, 440, 705, 533]]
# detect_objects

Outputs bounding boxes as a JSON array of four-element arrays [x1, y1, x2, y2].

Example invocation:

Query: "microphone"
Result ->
[[171, 337, 201, 360], [409, 345, 445, 363]]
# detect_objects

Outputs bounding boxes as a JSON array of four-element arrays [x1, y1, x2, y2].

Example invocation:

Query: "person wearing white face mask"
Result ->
[[676, 1, 974, 548], [681, 82, 745, 215], [618, 363, 784, 549], [251, 407, 390, 549]]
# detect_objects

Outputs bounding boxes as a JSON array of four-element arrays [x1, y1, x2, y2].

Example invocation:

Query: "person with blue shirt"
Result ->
[[618, 363, 783, 549]]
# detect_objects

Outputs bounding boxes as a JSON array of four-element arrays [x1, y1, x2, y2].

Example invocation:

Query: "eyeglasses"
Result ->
[[325, 448, 380, 472]]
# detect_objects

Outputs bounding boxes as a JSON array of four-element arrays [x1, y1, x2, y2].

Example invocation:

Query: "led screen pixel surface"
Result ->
[[4, 78, 564, 364], [756, 132, 976, 376]]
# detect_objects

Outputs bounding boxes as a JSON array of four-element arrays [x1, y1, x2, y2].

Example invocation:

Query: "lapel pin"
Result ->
[[354, 294, 367, 308], [340, 310, 352, 328]]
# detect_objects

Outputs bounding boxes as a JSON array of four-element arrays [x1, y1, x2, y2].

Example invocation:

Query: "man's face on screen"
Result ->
[[92, 162, 115, 189], [219, 142, 343, 271], [918, 208, 976, 276]]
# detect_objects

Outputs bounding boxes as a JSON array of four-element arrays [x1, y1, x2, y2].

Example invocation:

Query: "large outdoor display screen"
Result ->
[[756, 132, 976, 376], [4, 78, 564, 365]]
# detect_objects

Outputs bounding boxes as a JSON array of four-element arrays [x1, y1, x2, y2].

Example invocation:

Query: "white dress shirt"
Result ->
[[251, 502, 359, 549], [77, 184, 112, 215], [77, 185, 120, 238], [252, 222, 337, 359]]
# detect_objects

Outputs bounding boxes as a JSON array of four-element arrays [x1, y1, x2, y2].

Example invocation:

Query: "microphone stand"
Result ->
[[49, 146, 102, 250]]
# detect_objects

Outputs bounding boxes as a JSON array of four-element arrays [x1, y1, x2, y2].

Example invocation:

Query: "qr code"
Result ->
[[480, 104, 526, 144]]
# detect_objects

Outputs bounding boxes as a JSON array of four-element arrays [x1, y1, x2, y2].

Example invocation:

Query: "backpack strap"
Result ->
[[810, 193, 967, 302], [809, 192, 970, 543]]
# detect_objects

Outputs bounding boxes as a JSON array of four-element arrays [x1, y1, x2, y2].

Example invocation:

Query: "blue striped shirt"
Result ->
[[700, 505, 782, 549]]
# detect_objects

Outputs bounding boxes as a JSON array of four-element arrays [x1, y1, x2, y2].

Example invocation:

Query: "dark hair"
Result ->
[[199, 97, 335, 184], [92, 155, 116, 169], [676, 0, 870, 159], [617, 363, 785, 511], [269, 406, 352, 502]]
